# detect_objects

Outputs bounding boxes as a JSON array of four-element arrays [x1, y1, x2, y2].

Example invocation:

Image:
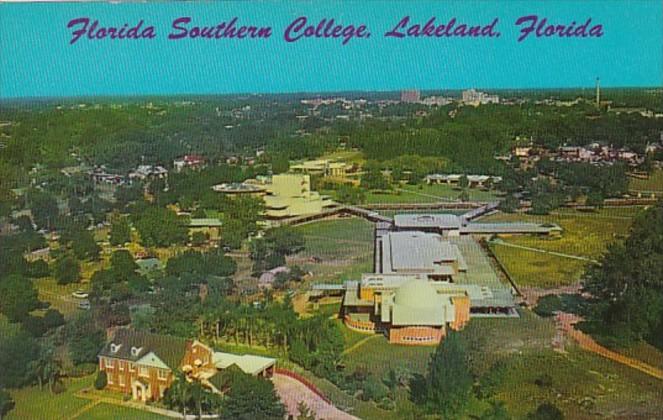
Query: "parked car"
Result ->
[[71, 290, 89, 299], [78, 300, 91, 310]]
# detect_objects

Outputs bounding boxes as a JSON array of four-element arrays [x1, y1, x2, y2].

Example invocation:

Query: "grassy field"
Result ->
[[629, 168, 663, 193], [490, 347, 663, 419], [33, 276, 88, 316], [7, 375, 93, 420], [78, 404, 167, 420], [490, 244, 590, 287], [484, 207, 643, 288], [290, 217, 374, 284], [364, 183, 499, 204]]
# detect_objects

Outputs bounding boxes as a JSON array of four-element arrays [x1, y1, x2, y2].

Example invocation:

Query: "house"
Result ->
[[289, 159, 349, 178], [258, 266, 290, 289], [173, 155, 206, 172], [188, 218, 223, 242], [98, 329, 276, 402], [128, 165, 168, 181], [135, 258, 164, 278]]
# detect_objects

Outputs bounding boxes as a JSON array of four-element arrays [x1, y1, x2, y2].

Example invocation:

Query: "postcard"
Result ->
[[0, 1, 662, 419]]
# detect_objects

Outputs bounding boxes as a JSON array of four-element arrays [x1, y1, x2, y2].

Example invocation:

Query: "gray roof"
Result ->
[[394, 214, 462, 229], [382, 231, 461, 274], [98, 329, 188, 370]]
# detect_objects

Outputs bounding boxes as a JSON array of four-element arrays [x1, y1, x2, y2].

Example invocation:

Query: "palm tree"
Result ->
[[30, 345, 61, 393], [189, 381, 205, 419], [167, 373, 193, 418]]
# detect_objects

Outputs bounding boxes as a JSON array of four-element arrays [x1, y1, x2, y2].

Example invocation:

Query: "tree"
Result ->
[[499, 194, 519, 213], [270, 154, 290, 174], [133, 206, 188, 247], [0, 388, 15, 418], [335, 184, 365, 205], [361, 165, 391, 190], [109, 216, 131, 246], [583, 202, 663, 346], [0, 327, 39, 388], [263, 227, 305, 256], [65, 312, 105, 365], [361, 375, 389, 402], [585, 191, 604, 209], [110, 250, 138, 281], [0, 275, 40, 322], [296, 401, 316, 420], [191, 231, 208, 246], [71, 230, 101, 261], [413, 331, 473, 417], [163, 372, 193, 417], [459, 174, 469, 189], [30, 345, 62, 393], [220, 372, 285, 420], [527, 402, 564, 420], [42, 309, 65, 330], [480, 400, 511, 420], [54, 255, 80, 285], [30, 191, 58, 230]]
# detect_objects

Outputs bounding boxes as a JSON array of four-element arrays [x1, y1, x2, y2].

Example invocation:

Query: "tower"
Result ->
[[595, 77, 600, 108]]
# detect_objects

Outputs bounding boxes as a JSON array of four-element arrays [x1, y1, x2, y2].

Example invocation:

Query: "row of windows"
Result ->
[[101, 358, 168, 380], [400, 335, 437, 342]]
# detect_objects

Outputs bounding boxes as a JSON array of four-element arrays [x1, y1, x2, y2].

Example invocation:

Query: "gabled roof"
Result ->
[[98, 329, 189, 370], [212, 352, 276, 376]]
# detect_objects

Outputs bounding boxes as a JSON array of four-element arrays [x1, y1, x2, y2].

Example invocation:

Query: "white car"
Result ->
[[78, 300, 91, 310], [71, 290, 89, 299]]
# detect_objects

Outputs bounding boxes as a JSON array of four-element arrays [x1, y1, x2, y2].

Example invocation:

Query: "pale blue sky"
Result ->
[[1, 0, 661, 98]]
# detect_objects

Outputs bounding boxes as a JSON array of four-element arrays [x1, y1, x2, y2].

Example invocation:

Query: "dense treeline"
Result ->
[[582, 201, 663, 348]]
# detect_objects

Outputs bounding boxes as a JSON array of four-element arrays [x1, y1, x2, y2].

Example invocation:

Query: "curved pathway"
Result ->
[[556, 312, 663, 380], [272, 374, 357, 420]]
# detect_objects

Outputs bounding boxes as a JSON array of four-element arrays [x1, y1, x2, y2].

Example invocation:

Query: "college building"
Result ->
[[327, 211, 560, 346]]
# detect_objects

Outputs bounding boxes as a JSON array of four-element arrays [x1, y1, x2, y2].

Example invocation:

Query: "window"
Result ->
[[128, 363, 135, 372], [158, 369, 168, 380], [119, 374, 125, 386], [139, 366, 149, 377], [119, 361, 124, 371], [106, 358, 115, 369], [109, 343, 122, 353], [130, 346, 143, 357], [107, 374, 114, 385]]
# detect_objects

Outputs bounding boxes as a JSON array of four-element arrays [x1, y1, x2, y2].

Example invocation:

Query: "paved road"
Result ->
[[272, 374, 357, 420]]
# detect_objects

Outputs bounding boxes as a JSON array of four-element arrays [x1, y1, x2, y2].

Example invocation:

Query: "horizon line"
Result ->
[[1, 86, 661, 103]]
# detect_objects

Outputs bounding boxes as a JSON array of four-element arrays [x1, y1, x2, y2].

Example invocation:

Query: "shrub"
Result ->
[[94, 370, 108, 390]]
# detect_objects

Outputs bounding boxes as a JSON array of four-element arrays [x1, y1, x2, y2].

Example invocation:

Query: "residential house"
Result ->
[[98, 329, 276, 402]]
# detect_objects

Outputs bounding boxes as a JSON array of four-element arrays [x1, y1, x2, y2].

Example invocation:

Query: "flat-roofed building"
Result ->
[[376, 231, 467, 280], [289, 159, 349, 178], [263, 174, 334, 219]]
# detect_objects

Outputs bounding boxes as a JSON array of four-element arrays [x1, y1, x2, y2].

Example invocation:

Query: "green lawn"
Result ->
[[7, 375, 93, 420], [490, 348, 663, 419], [78, 403, 167, 420], [291, 218, 374, 284], [364, 183, 499, 204], [483, 208, 643, 288], [629, 168, 663, 193], [490, 244, 590, 287], [33, 276, 87, 316], [342, 334, 435, 377]]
